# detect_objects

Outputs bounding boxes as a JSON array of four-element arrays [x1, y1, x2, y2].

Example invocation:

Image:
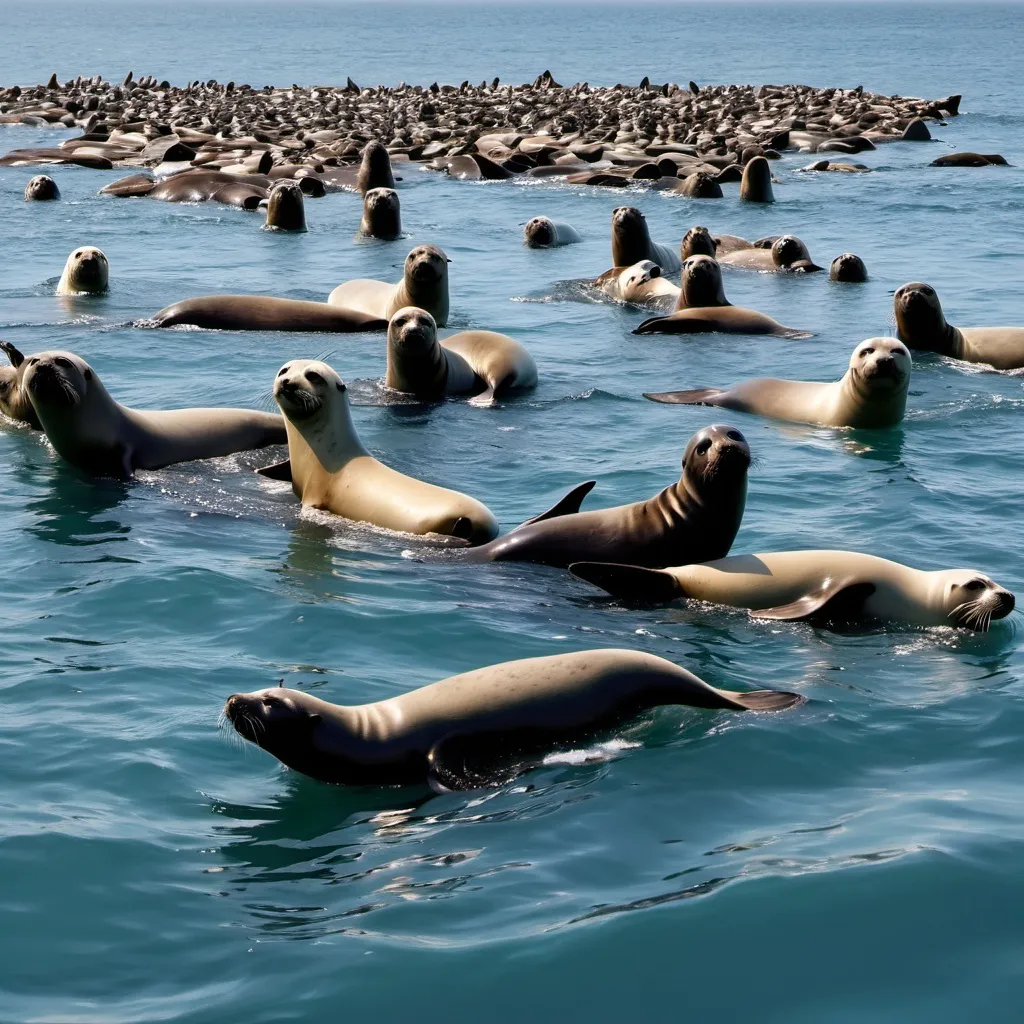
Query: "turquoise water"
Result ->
[[3, 2, 1024, 1020]]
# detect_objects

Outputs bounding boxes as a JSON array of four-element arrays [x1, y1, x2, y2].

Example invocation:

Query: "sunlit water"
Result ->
[[2, 3, 1024, 1021]]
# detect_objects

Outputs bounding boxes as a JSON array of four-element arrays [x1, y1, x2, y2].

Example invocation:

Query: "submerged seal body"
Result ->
[[225, 649, 803, 787], [830, 253, 868, 282], [360, 187, 402, 239], [570, 552, 1014, 632], [151, 296, 386, 333], [635, 256, 810, 337], [386, 307, 537, 405], [460, 424, 749, 568], [22, 351, 285, 478], [328, 244, 450, 326], [718, 235, 821, 273], [523, 216, 582, 248], [266, 358, 497, 543], [56, 246, 108, 295], [610, 206, 681, 274], [594, 261, 680, 309], [644, 338, 911, 428], [894, 282, 1024, 370]]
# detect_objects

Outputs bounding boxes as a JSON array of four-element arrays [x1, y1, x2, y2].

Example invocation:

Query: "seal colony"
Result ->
[[2, 71, 1018, 793]]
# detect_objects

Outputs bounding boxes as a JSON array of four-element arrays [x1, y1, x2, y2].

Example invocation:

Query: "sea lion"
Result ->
[[360, 187, 402, 240], [224, 649, 803, 788], [523, 216, 582, 248], [930, 153, 1008, 168], [739, 156, 774, 202], [718, 235, 822, 273], [894, 282, 1024, 370], [263, 182, 306, 231], [151, 296, 387, 333], [457, 425, 749, 568], [24, 175, 59, 201], [22, 351, 285, 478], [830, 253, 868, 282], [0, 341, 40, 428], [56, 246, 109, 295], [570, 553, 1014, 632], [209, 182, 269, 210], [644, 337, 910, 428], [264, 359, 497, 543], [798, 160, 870, 173], [146, 170, 271, 203], [357, 140, 397, 194], [674, 172, 723, 198], [680, 226, 717, 259], [386, 307, 537, 405], [634, 256, 811, 338], [593, 261, 680, 310], [610, 207, 682, 274], [327, 244, 450, 327], [712, 233, 753, 255]]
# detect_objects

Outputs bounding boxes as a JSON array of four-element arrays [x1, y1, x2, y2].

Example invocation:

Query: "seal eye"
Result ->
[[696, 439, 712, 456], [336, 381, 346, 392], [963, 579, 987, 592], [305, 371, 325, 386], [74, 251, 83, 258], [726, 430, 744, 442], [84, 369, 92, 381], [54, 357, 72, 369], [277, 366, 289, 377]]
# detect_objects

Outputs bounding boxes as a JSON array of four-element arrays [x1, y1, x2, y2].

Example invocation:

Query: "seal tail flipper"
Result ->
[[256, 459, 293, 481], [751, 580, 876, 623], [714, 688, 805, 711], [569, 562, 680, 603], [0, 340, 25, 368], [468, 385, 497, 407], [519, 480, 597, 526], [643, 388, 724, 406]]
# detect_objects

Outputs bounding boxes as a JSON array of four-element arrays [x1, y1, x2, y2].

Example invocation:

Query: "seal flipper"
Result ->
[[643, 388, 724, 405], [427, 731, 538, 791], [519, 480, 597, 527], [634, 314, 710, 335], [468, 385, 497, 407], [0, 340, 26, 368], [257, 459, 293, 481], [569, 562, 680, 603], [751, 579, 876, 623], [713, 688, 805, 711]]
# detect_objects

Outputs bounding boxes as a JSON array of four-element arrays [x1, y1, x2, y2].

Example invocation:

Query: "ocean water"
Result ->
[[2, 2, 1024, 1021]]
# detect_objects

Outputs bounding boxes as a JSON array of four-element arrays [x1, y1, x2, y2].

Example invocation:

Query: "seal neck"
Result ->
[[285, 394, 368, 473]]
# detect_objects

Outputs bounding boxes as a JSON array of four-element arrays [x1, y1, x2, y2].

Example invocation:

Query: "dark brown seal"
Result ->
[[150, 296, 387, 332]]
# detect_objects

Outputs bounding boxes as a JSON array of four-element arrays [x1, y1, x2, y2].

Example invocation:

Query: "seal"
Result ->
[[386, 307, 537, 405], [328, 244, 451, 326], [357, 139, 397, 194], [643, 337, 911, 428], [610, 206, 682, 274], [569, 553, 1015, 632], [680, 226, 717, 259], [739, 155, 774, 202], [523, 216, 582, 248], [151, 296, 387, 333], [24, 174, 59, 200], [360, 187, 402, 240], [56, 246, 108, 295], [263, 181, 306, 231], [894, 282, 1024, 370], [21, 351, 286, 478], [264, 358, 498, 543], [224, 648, 803, 788], [830, 253, 868, 282], [634, 256, 811, 338], [594, 261, 680, 310], [930, 153, 1008, 168], [718, 235, 822, 272], [457, 425, 749, 568], [0, 340, 40, 428]]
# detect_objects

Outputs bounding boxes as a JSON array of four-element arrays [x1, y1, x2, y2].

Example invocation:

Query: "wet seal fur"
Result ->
[[263, 181, 306, 231], [718, 235, 821, 273], [24, 174, 59, 200], [610, 206, 682, 274], [151, 296, 386, 333], [22, 351, 285, 478], [360, 187, 402, 240], [224, 649, 803, 788], [524, 216, 582, 248], [593, 260, 680, 310], [644, 338, 911, 428], [830, 253, 868, 282], [56, 246, 108, 295], [570, 553, 1014, 632]]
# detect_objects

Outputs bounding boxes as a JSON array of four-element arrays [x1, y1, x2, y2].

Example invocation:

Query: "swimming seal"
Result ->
[[894, 282, 1024, 370], [930, 153, 1008, 168], [718, 235, 822, 273], [739, 156, 774, 202], [523, 216, 582, 248], [610, 206, 682, 274], [151, 296, 386, 333], [360, 187, 402, 240], [224, 649, 803, 788], [357, 140, 397, 194], [263, 182, 306, 231], [24, 175, 59, 200], [263, 358, 498, 543], [680, 226, 717, 259], [22, 351, 286, 478], [457, 424, 749, 568], [570, 553, 1014, 632], [56, 246, 108, 295], [328, 244, 451, 327], [593, 261, 680, 310], [644, 337, 910, 428], [386, 307, 537, 405], [634, 256, 811, 338], [830, 253, 868, 282], [0, 341, 40, 428]]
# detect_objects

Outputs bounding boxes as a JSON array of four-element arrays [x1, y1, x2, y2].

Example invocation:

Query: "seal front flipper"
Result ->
[[751, 579, 876, 623], [257, 458, 293, 481], [520, 480, 597, 526], [468, 385, 497, 407], [643, 388, 724, 406], [0, 341, 26, 368], [427, 731, 538, 791], [633, 315, 710, 335], [570, 562, 680, 603]]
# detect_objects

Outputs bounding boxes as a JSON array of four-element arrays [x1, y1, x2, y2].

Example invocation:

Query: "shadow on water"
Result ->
[[25, 467, 132, 548]]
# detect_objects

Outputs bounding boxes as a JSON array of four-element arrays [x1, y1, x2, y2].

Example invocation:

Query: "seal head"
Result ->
[[830, 253, 868, 282], [25, 175, 60, 201]]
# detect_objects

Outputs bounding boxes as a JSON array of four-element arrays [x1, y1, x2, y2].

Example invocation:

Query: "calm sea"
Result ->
[[2, 3, 1024, 1021]]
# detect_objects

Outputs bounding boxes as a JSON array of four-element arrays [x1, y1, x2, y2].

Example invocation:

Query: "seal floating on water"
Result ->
[[830, 253, 868, 282], [359, 187, 402, 240], [24, 174, 59, 200], [523, 216, 582, 248], [593, 261, 680, 310], [263, 181, 306, 231], [151, 296, 386, 333], [56, 246, 108, 295], [718, 235, 821, 273], [610, 206, 681, 274]]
